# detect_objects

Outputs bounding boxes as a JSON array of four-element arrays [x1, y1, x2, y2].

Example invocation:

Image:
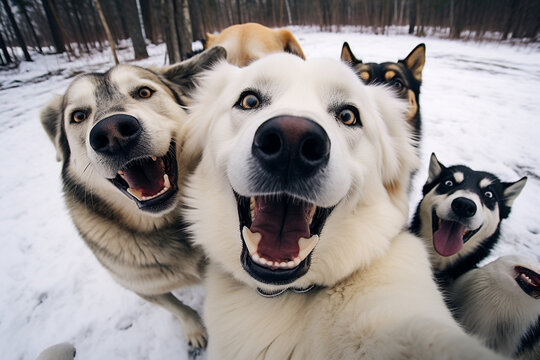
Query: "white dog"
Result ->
[[183, 54, 504, 359]]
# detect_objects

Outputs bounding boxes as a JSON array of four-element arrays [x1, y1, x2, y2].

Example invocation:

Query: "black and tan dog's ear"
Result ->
[[159, 46, 227, 92], [427, 153, 445, 184], [277, 29, 305, 60], [402, 43, 425, 83], [340, 42, 361, 65], [40, 95, 64, 162]]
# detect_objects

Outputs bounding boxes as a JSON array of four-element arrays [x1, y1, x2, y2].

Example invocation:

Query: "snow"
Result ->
[[1, 28, 539, 360]]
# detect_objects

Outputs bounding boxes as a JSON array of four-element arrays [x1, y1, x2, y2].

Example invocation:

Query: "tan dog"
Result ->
[[205, 22, 305, 66]]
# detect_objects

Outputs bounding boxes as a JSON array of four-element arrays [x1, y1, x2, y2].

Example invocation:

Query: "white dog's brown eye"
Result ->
[[337, 106, 359, 126], [72, 110, 87, 123], [240, 94, 260, 109], [138, 87, 153, 99]]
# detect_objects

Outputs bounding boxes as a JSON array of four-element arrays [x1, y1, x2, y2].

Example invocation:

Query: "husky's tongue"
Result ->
[[250, 197, 310, 263], [433, 220, 465, 257], [121, 158, 165, 197]]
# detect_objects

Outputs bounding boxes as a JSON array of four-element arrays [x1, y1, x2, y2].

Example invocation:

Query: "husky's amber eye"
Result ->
[[71, 110, 87, 123], [336, 106, 360, 126], [138, 87, 153, 99], [240, 93, 260, 110]]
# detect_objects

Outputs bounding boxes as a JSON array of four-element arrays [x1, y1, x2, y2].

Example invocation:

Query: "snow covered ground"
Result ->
[[1, 28, 539, 359]]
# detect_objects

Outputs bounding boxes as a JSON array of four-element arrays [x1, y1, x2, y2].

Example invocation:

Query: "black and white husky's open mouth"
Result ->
[[431, 210, 480, 257], [236, 193, 333, 285], [515, 266, 540, 299], [110, 142, 178, 212]]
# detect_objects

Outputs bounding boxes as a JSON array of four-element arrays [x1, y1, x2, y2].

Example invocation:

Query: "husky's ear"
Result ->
[[277, 29, 305, 59], [502, 177, 527, 210], [158, 46, 227, 93], [340, 42, 361, 65], [427, 153, 445, 184], [40, 95, 64, 162], [401, 43, 425, 82]]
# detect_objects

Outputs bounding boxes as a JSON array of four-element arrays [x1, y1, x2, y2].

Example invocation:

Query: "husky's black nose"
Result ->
[[452, 197, 477, 218], [90, 114, 141, 154], [252, 116, 330, 179]]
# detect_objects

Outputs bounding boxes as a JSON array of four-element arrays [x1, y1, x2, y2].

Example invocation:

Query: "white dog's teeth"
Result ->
[[287, 261, 295, 268], [279, 262, 288, 269], [127, 187, 143, 200], [163, 174, 171, 189], [293, 257, 301, 266], [298, 234, 319, 260], [242, 227, 261, 255]]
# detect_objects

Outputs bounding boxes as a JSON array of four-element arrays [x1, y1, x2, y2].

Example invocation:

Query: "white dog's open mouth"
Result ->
[[236, 193, 333, 285], [515, 266, 540, 299], [110, 142, 178, 212], [431, 211, 480, 257]]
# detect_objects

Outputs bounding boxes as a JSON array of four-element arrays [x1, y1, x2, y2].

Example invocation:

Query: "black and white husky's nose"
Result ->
[[90, 114, 141, 154], [451, 197, 477, 218], [252, 116, 330, 179]]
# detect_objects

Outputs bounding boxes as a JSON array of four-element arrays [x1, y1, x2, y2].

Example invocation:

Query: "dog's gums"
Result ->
[[236, 193, 333, 284], [110, 142, 178, 211], [515, 266, 540, 299]]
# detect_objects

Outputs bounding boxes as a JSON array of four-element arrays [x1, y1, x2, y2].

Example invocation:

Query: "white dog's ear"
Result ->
[[157, 46, 227, 94], [427, 153, 445, 183], [502, 176, 527, 208], [40, 95, 64, 162], [371, 87, 419, 214]]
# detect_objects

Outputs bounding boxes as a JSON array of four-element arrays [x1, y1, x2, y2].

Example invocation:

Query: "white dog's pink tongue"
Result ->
[[433, 220, 465, 257]]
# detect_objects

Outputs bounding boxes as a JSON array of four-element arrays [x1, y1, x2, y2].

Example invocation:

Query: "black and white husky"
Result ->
[[411, 153, 527, 284]]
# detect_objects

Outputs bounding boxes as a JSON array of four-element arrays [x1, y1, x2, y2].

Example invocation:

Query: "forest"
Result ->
[[0, 0, 539, 67]]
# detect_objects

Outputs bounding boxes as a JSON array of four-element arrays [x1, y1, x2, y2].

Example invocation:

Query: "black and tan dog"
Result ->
[[40, 47, 226, 349], [340, 42, 425, 142]]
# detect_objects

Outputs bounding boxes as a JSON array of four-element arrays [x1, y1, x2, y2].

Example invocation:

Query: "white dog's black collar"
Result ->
[[256, 284, 318, 298]]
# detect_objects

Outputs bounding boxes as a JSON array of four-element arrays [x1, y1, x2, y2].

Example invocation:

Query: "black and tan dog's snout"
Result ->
[[90, 114, 142, 154], [451, 197, 477, 218], [252, 116, 330, 179]]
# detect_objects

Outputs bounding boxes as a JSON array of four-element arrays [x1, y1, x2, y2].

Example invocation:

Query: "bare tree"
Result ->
[[118, 0, 148, 59], [92, 0, 118, 64], [1, 0, 32, 61]]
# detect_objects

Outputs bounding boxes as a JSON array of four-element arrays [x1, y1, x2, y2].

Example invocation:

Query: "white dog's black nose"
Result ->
[[451, 197, 477, 218], [252, 116, 330, 179], [90, 114, 141, 154]]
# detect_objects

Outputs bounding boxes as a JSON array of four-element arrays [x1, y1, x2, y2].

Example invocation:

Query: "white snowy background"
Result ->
[[1, 27, 539, 359]]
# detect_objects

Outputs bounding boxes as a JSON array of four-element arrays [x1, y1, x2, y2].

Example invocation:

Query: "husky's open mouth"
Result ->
[[431, 210, 480, 257], [110, 142, 178, 212], [236, 193, 333, 285], [515, 266, 540, 299]]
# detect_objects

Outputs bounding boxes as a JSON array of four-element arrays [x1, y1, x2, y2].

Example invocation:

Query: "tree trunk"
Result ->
[[17, 3, 43, 54], [0, 30, 12, 64], [161, 0, 180, 63], [140, 0, 157, 43], [41, 0, 65, 53], [175, 0, 192, 60], [70, 0, 91, 53], [408, 0, 416, 34], [93, 0, 119, 64], [119, 0, 148, 59], [1, 0, 32, 61]]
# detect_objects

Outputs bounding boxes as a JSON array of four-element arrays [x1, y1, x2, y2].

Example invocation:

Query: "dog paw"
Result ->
[[184, 319, 208, 349]]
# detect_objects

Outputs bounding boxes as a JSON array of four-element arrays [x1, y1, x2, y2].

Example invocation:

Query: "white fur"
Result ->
[[184, 54, 502, 359], [449, 255, 540, 359]]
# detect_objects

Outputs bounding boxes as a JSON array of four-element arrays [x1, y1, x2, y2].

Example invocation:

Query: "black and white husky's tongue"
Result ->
[[433, 220, 465, 256]]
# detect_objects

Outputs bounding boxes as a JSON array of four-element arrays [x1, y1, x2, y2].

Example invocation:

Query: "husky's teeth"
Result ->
[[127, 187, 143, 200], [287, 261, 295, 268], [163, 174, 171, 189], [151, 156, 157, 161], [242, 227, 261, 255]]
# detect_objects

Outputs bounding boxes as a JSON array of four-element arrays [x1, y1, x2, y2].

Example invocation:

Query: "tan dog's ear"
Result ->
[[205, 33, 215, 49], [40, 95, 64, 162], [340, 42, 361, 65], [277, 29, 305, 59], [158, 46, 227, 95], [401, 43, 425, 82]]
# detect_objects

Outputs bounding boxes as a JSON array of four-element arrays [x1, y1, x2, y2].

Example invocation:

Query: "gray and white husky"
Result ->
[[410, 153, 527, 285], [40, 47, 225, 349]]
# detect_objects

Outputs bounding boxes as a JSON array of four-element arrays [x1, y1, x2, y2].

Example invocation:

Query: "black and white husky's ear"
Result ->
[[502, 176, 527, 209], [158, 46, 227, 95], [401, 43, 425, 83], [40, 95, 64, 162], [427, 153, 445, 184], [340, 42, 361, 65]]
